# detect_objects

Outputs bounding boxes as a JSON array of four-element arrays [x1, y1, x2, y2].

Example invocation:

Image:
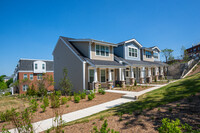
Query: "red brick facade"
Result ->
[[17, 72, 54, 94], [186, 44, 200, 56]]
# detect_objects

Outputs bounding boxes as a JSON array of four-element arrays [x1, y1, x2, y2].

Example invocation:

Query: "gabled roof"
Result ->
[[149, 46, 161, 52], [118, 38, 143, 48], [17, 59, 54, 71]]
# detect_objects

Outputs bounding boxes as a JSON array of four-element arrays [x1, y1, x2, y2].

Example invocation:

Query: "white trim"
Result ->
[[83, 62, 86, 90], [119, 39, 143, 48], [88, 68, 94, 83], [88, 65, 126, 68], [17, 70, 54, 73], [100, 68, 106, 83], [95, 44, 110, 57], [60, 37, 85, 62], [151, 46, 161, 52], [20, 58, 53, 61]]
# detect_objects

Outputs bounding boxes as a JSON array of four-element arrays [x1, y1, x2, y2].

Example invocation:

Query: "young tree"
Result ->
[[6, 78, 13, 87], [0, 82, 7, 92], [161, 48, 174, 62], [59, 68, 72, 95]]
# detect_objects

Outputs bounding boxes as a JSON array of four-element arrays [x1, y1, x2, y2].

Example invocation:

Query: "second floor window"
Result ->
[[128, 47, 138, 57], [96, 45, 109, 56], [145, 51, 152, 58], [153, 52, 158, 59], [23, 74, 27, 79], [37, 74, 43, 80], [35, 64, 38, 69], [42, 64, 45, 70]]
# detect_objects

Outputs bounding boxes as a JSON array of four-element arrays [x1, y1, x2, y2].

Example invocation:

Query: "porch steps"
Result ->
[[121, 94, 137, 100]]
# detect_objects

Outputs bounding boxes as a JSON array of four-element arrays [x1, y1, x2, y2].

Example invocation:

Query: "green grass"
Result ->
[[61, 73, 200, 126]]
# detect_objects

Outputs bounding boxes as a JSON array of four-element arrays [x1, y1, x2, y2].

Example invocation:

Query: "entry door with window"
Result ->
[[125, 68, 130, 84]]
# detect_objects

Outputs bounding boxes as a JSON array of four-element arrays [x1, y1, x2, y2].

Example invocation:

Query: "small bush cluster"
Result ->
[[61, 97, 68, 105], [3, 92, 11, 96], [74, 95, 80, 103], [40, 96, 49, 112], [50, 91, 61, 108], [88, 90, 96, 101], [93, 120, 119, 133], [30, 99, 39, 113], [98, 88, 106, 95], [80, 92, 86, 99], [0, 108, 16, 122]]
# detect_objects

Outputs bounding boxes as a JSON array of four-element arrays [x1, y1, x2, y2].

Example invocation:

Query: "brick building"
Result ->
[[13, 59, 54, 94], [186, 43, 200, 57]]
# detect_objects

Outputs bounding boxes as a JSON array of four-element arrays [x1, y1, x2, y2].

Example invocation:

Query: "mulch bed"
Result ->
[[56, 93, 200, 133], [0, 92, 123, 131], [113, 85, 152, 92]]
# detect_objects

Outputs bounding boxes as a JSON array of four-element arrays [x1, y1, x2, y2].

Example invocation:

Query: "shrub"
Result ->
[[0, 108, 16, 122], [74, 96, 80, 103], [98, 88, 106, 95], [4, 92, 11, 96], [26, 84, 37, 96], [100, 115, 104, 121], [155, 77, 157, 82], [93, 120, 119, 133], [90, 90, 95, 98], [158, 118, 182, 133], [134, 80, 137, 86], [30, 99, 39, 112], [40, 96, 49, 112], [80, 92, 86, 99], [116, 84, 120, 87], [50, 92, 60, 108], [61, 97, 68, 105], [88, 94, 93, 101]]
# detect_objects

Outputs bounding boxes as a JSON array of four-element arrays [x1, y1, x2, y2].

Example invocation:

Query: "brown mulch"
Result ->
[[54, 93, 200, 133], [0, 92, 123, 131], [113, 85, 152, 92]]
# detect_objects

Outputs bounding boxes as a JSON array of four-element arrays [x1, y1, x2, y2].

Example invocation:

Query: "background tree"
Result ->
[[0, 82, 7, 92], [59, 68, 72, 95], [6, 78, 13, 87], [0, 75, 6, 82], [161, 48, 174, 62]]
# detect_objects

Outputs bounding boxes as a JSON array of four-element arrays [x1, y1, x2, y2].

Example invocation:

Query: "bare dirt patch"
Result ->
[[113, 85, 152, 92], [55, 93, 200, 133], [0, 92, 123, 131]]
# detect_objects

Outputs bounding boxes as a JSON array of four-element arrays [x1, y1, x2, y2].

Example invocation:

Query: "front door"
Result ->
[[125, 69, 130, 85], [111, 69, 115, 86]]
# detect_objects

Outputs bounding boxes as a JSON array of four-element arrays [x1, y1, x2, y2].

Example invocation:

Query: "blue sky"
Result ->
[[1, 0, 200, 76]]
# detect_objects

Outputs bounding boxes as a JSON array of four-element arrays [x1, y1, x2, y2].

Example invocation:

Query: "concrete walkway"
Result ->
[[7, 98, 134, 133]]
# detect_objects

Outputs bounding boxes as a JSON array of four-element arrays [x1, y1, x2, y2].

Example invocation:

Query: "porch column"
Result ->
[[140, 67, 145, 84], [107, 68, 113, 89], [159, 67, 164, 80], [147, 67, 152, 83], [119, 68, 125, 88], [130, 67, 135, 85], [155, 67, 159, 81], [93, 68, 99, 91]]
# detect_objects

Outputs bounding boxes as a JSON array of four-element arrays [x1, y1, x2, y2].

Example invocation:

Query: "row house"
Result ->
[[53, 36, 167, 92]]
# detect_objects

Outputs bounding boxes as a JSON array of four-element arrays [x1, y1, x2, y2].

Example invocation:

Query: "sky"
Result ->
[[0, 0, 200, 76]]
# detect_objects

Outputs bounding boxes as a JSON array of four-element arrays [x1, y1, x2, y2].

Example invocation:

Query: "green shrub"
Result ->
[[116, 84, 120, 87], [100, 115, 104, 121], [80, 92, 86, 99], [93, 120, 119, 133], [134, 80, 137, 86], [50, 92, 60, 108], [4, 92, 11, 96], [74, 96, 80, 103], [88, 94, 93, 101], [155, 77, 157, 82], [90, 90, 95, 98], [158, 118, 181, 133], [98, 88, 106, 95], [30, 99, 39, 112], [0, 108, 16, 122], [26, 84, 37, 96], [61, 97, 68, 105], [40, 96, 49, 112]]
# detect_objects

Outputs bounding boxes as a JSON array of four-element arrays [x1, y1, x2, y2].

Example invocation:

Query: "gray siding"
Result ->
[[114, 45, 124, 58], [71, 42, 90, 58], [53, 39, 84, 93], [153, 49, 160, 61], [124, 42, 141, 61]]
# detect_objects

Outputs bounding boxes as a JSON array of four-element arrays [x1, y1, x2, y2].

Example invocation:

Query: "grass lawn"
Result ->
[[0, 96, 29, 112], [65, 72, 200, 126], [113, 85, 152, 92]]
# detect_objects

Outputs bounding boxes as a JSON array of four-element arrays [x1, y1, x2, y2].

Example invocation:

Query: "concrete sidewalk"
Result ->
[[8, 98, 134, 133]]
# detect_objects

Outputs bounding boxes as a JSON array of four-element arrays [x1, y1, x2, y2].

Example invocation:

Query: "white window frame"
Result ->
[[30, 74, 33, 80], [23, 74, 27, 79], [88, 69, 94, 83], [95, 44, 110, 57], [145, 51, 152, 58], [35, 64, 38, 69], [100, 69, 106, 83], [153, 52, 159, 59], [23, 85, 28, 91], [37, 74, 43, 80], [128, 46, 138, 58]]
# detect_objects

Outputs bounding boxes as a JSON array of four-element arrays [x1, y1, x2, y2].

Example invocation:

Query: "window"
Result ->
[[153, 52, 158, 59], [194, 48, 196, 52], [42, 64, 45, 69], [35, 64, 38, 69], [23, 85, 28, 91], [23, 74, 27, 79], [89, 69, 94, 83], [30, 74, 33, 80], [145, 51, 152, 58], [100, 69, 106, 82], [37, 74, 43, 80], [128, 47, 138, 57], [96, 45, 109, 56]]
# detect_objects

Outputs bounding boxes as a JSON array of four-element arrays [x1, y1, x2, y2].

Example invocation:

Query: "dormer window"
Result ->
[[153, 52, 158, 59], [42, 64, 45, 70], [145, 51, 152, 58], [35, 64, 38, 69], [128, 47, 138, 57], [96, 45, 109, 56]]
